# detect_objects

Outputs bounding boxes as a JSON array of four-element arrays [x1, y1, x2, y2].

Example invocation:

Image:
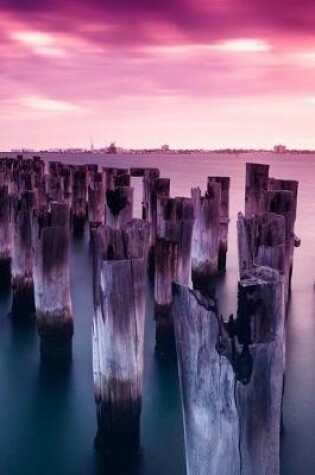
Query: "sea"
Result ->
[[0, 151, 314, 475]]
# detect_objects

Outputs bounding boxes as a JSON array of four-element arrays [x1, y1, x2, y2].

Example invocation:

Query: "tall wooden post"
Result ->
[[245, 163, 269, 217], [208, 177, 230, 271], [88, 171, 105, 233], [32, 202, 73, 360], [155, 197, 195, 353], [71, 167, 88, 233], [172, 284, 240, 475], [92, 221, 149, 457], [235, 267, 285, 475], [0, 185, 12, 286], [191, 184, 221, 293], [11, 190, 37, 319]]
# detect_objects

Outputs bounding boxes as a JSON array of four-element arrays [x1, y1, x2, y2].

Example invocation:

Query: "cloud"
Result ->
[[19, 95, 83, 112]]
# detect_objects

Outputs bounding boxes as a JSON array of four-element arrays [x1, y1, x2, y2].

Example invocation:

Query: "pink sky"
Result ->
[[1, 0, 315, 149]]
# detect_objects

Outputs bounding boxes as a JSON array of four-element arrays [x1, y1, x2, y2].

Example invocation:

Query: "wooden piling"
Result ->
[[92, 220, 149, 457], [191, 184, 221, 293], [32, 202, 73, 360], [235, 266, 285, 475], [11, 190, 37, 319], [154, 197, 195, 353], [88, 172, 105, 233], [0, 185, 12, 286], [71, 167, 88, 233], [208, 177, 230, 271], [245, 163, 270, 217], [105, 186, 133, 229], [237, 212, 285, 279], [172, 265, 285, 475], [172, 284, 240, 475]]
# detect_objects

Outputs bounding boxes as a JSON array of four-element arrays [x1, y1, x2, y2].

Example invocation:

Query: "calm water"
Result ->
[[0, 151, 314, 475]]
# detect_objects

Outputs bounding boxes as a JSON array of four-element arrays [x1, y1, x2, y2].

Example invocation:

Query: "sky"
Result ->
[[1, 0, 315, 150]]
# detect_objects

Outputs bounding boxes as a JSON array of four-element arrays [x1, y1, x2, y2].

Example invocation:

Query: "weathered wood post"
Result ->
[[0, 185, 12, 286], [245, 163, 269, 217], [155, 197, 195, 353], [32, 202, 73, 360], [141, 168, 160, 221], [235, 266, 285, 475], [92, 220, 150, 458], [237, 212, 285, 279], [263, 189, 296, 304], [11, 190, 37, 319], [105, 186, 133, 229], [88, 172, 105, 234], [191, 184, 221, 293], [71, 166, 88, 233], [103, 167, 129, 191], [150, 177, 170, 248], [172, 284, 240, 475], [172, 265, 285, 475], [208, 177, 230, 271]]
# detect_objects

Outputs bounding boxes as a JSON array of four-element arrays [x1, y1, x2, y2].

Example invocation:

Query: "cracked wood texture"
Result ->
[[237, 212, 286, 279], [236, 267, 285, 475], [172, 284, 240, 475]]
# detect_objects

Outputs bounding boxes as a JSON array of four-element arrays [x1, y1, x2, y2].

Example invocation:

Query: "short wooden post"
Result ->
[[105, 186, 133, 229], [237, 212, 285, 279]]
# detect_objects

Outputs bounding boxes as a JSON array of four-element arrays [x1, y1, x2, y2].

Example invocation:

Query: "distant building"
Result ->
[[107, 142, 117, 154], [273, 144, 287, 153]]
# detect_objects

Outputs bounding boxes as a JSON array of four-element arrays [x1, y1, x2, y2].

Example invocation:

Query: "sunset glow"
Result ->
[[1, 1, 315, 149]]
